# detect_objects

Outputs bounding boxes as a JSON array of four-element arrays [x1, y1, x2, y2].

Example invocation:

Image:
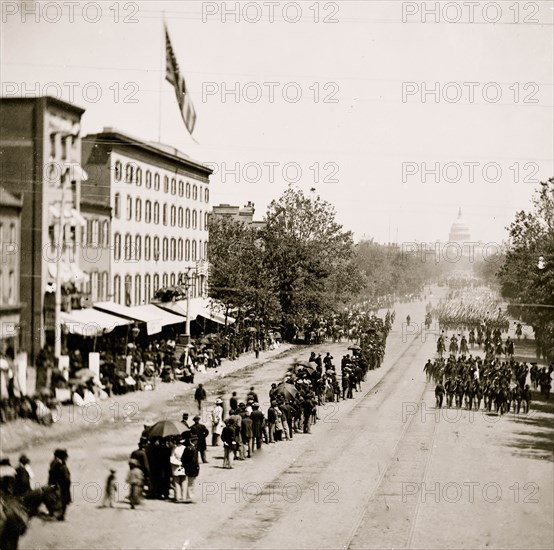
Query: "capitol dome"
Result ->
[[448, 208, 471, 242]]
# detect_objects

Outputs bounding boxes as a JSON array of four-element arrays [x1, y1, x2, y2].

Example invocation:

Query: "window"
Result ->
[[153, 202, 160, 224], [170, 238, 176, 261], [114, 193, 121, 218], [135, 198, 142, 222], [178, 239, 183, 261], [114, 275, 121, 304], [185, 208, 191, 228], [102, 220, 109, 247], [170, 205, 176, 227], [199, 239, 203, 261], [186, 182, 191, 198], [8, 271, 15, 304], [204, 212, 209, 230], [91, 271, 98, 302], [171, 178, 176, 195], [205, 188, 209, 203], [135, 275, 141, 305], [178, 180, 184, 196], [163, 204, 168, 226], [126, 196, 132, 220], [145, 235, 151, 261], [125, 275, 132, 306], [135, 234, 142, 261], [153, 236, 160, 261], [192, 210, 197, 229], [204, 241, 208, 262], [146, 170, 152, 188], [115, 161, 122, 181], [178, 207, 183, 228], [199, 210, 203, 231], [145, 200, 152, 223], [185, 239, 190, 261], [192, 240, 197, 261], [136, 168, 143, 186], [50, 133, 57, 159], [162, 273, 168, 287], [154, 173, 160, 191], [114, 233, 121, 261], [124, 233, 132, 261], [199, 186, 203, 203], [170, 273, 176, 286], [125, 163, 134, 184], [145, 274, 151, 303], [153, 273, 160, 293], [162, 237, 168, 261], [164, 176, 169, 193], [100, 272, 108, 301], [192, 185, 198, 200], [92, 219, 99, 245]]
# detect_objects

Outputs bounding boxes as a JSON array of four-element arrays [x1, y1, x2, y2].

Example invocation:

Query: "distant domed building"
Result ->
[[448, 207, 471, 243]]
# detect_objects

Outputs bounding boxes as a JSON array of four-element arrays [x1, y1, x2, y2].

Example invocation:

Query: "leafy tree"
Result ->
[[497, 178, 554, 360]]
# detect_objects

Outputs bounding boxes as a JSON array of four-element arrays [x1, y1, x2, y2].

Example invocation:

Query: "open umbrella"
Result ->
[[348, 345, 361, 351], [294, 361, 311, 368], [147, 420, 182, 438], [74, 368, 95, 380], [275, 382, 298, 400], [301, 365, 315, 374]]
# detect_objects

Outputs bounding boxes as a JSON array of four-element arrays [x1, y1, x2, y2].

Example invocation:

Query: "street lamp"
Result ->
[[178, 266, 195, 345]]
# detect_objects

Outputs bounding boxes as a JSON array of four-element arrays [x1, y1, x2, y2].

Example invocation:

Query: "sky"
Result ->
[[1, 0, 553, 245]]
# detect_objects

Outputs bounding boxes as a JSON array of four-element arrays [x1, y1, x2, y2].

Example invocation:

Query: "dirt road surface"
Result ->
[[15, 298, 554, 549]]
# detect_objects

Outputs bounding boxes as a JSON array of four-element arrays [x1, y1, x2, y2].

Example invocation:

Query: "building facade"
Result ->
[[211, 201, 266, 230], [0, 186, 23, 351], [82, 128, 212, 308], [0, 97, 88, 361]]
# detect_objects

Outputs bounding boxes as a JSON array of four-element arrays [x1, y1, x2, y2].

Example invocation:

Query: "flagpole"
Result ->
[[158, 15, 165, 142]]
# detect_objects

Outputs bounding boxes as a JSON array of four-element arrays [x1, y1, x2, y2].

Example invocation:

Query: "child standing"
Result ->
[[102, 469, 117, 508]]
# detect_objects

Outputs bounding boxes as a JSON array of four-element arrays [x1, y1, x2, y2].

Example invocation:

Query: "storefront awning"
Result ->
[[47, 261, 88, 285], [93, 302, 187, 335], [60, 308, 132, 337], [155, 298, 235, 325]]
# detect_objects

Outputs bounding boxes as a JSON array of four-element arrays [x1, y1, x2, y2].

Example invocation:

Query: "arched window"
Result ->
[[185, 239, 190, 261], [178, 180, 184, 196], [114, 193, 121, 218], [186, 182, 191, 198], [178, 207, 183, 227], [125, 163, 134, 184], [124, 234, 132, 260], [185, 208, 191, 228], [146, 170, 152, 188], [192, 185, 198, 200], [199, 210, 203, 231], [170, 238, 176, 261], [135, 275, 141, 305], [145, 235, 151, 261], [136, 167, 143, 186], [205, 188, 209, 203], [154, 173, 160, 191], [101, 271, 109, 300], [153, 236, 160, 261], [114, 233, 121, 261], [204, 212, 209, 230], [164, 176, 169, 193], [126, 196, 132, 220], [192, 210, 197, 229], [102, 220, 109, 247], [114, 274, 121, 303], [192, 240, 197, 261], [170, 205, 176, 226], [145, 200, 152, 223], [145, 274, 151, 303], [163, 204, 168, 226], [125, 274, 132, 306], [162, 273, 168, 287], [153, 202, 160, 224], [135, 234, 142, 261], [171, 178, 176, 195], [153, 273, 160, 293], [170, 273, 176, 287], [199, 239, 203, 261], [135, 198, 142, 222], [162, 237, 168, 261], [204, 241, 208, 262], [177, 238, 183, 261], [199, 186, 203, 203], [114, 161, 122, 182]]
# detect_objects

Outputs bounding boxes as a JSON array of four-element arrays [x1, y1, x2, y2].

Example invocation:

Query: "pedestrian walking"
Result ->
[[190, 415, 209, 463], [221, 418, 237, 469], [250, 402, 265, 450], [48, 449, 71, 521], [126, 459, 144, 509], [169, 438, 186, 502], [194, 384, 207, 413], [102, 469, 117, 508], [211, 398, 225, 446], [181, 434, 200, 503]]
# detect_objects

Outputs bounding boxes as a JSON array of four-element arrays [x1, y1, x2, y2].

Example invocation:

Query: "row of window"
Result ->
[[113, 161, 209, 202], [114, 195, 209, 230], [84, 219, 110, 247], [113, 234, 208, 263], [113, 273, 206, 306], [87, 271, 110, 303]]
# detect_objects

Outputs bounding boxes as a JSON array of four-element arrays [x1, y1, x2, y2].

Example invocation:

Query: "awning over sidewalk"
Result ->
[[60, 308, 132, 337], [93, 302, 187, 335], [155, 298, 235, 325]]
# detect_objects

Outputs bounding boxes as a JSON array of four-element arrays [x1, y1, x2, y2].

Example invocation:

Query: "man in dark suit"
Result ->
[[250, 403, 265, 450], [189, 416, 209, 463], [48, 449, 71, 520]]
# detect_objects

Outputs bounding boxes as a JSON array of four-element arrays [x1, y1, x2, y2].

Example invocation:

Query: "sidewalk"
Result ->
[[1, 344, 294, 455]]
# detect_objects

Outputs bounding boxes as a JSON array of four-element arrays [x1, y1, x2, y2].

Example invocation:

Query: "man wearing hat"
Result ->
[[14, 454, 33, 497], [189, 415, 209, 463], [0, 457, 16, 495], [181, 432, 200, 502], [48, 449, 71, 520], [250, 403, 266, 450], [211, 398, 225, 446]]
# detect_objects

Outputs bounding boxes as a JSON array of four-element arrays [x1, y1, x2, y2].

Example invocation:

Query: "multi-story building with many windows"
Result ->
[[82, 128, 212, 308]]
